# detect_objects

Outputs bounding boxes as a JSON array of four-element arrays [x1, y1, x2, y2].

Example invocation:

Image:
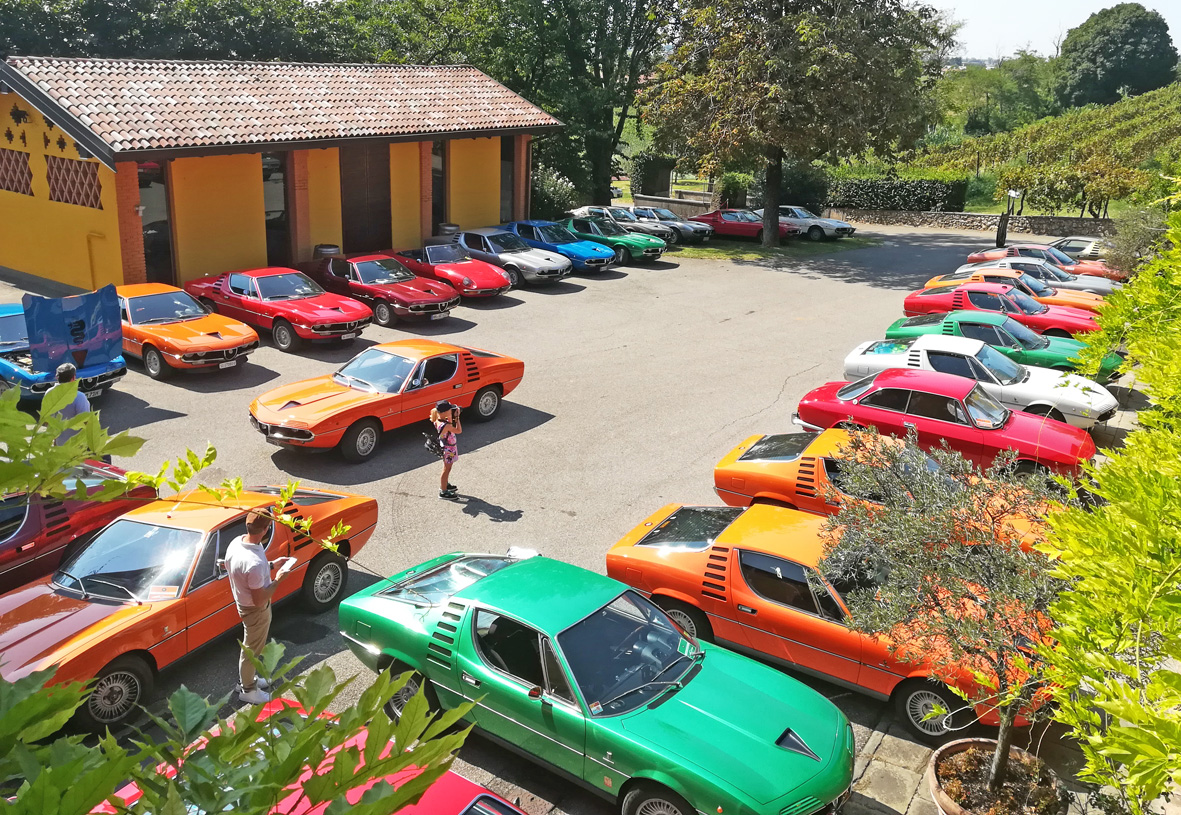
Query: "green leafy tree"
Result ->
[[1056, 3, 1178, 108]]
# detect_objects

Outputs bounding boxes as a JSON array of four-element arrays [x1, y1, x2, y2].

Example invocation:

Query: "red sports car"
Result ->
[[184, 268, 372, 353], [966, 244, 1125, 281], [902, 282, 1098, 338], [391, 242, 512, 298], [794, 368, 1096, 478], [0, 460, 156, 595], [688, 209, 800, 240], [299, 254, 460, 327]]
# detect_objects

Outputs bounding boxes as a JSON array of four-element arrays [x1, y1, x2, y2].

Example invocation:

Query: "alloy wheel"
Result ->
[[145, 349, 162, 377], [636, 799, 685, 815], [904, 688, 951, 738], [665, 608, 697, 638], [374, 302, 393, 325], [313, 561, 344, 604], [387, 674, 420, 721], [355, 426, 378, 457], [478, 389, 500, 417], [89, 670, 142, 724]]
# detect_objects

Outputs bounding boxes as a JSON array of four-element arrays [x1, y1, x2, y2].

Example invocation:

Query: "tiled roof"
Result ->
[[3, 57, 561, 153]]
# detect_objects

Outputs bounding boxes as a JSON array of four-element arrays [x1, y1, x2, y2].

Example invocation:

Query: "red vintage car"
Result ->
[[184, 268, 372, 353], [0, 460, 156, 595], [794, 368, 1096, 478], [688, 209, 800, 240], [902, 282, 1098, 338], [391, 242, 512, 298], [966, 244, 1125, 281], [299, 254, 460, 327]]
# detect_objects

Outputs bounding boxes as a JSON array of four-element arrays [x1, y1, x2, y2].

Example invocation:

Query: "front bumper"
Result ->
[[292, 318, 371, 341], [639, 247, 665, 262], [792, 412, 824, 433], [834, 227, 855, 237], [461, 286, 511, 297], [173, 340, 259, 369], [575, 256, 615, 271], [521, 265, 573, 283], [20, 366, 126, 398], [249, 412, 339, 449], [398, 297, 460, 319]]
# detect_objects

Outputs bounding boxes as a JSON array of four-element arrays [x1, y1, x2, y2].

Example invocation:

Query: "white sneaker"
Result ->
[[256, 676, 270, 690], [239, 687, 271, 704]]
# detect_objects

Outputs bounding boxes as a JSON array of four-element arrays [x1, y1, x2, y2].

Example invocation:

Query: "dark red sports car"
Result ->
[[0, 460, 156, 595], [391, 242, 512, 298], [793, 368, 1096, 478], [902, 282, 1098, 338], [184, 267, 372, 352], [688, 209, 799, 240], [299, 254, 460, 327]]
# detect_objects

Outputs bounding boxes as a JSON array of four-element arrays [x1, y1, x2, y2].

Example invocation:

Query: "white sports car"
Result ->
[[953, 259, 1120, 296], [752, 206, 855, 240], [843, 333, 1118, 430]]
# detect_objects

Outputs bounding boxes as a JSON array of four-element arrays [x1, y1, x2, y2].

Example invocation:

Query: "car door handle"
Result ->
[[16, 543, 35, 552], [738, 605, 757, 614], [453, 383, 462, 389], [462, 672, 481, 688], [903, 422, 916, 429]]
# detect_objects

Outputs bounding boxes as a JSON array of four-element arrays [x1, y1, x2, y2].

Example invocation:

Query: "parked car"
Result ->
[[884, 311, 1123, 383], [1050, 235, 1111, 263], [339, 551, 855, 815], [627, 206, 714, 242], [606, 503, 1040, 741], [924, 267, 1107, 314], [902, 282, 1099, 338], [843, 334, 1117, 429], [391, 242, 512, 298], [570, 205, 677, 243], [115, 283, 259, 380], [966, 244, 1124, 281], [0, 288, 126, 401], [502, 220, 617, 271], [793, 368, 1097, 477], [752, 206, 855, 240], [184, 268, 371, 353], [955, 258, 1119, 296], [0, 485, 377, 730], [562, 216, 666, 264], [688, 209, 799, 241], [250, 340, 523, 462], [453, 227, 572, 287], [299, 254, 459, 327]]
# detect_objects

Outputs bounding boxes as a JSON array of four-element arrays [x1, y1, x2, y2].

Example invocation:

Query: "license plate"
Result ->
[[703, 236, 710, 242], [341, 333, 356, 340], [265, 438, 283, 446], [431, 313, 447, 320], [83, 389, 101, 398], [218, 360, 237, 369]]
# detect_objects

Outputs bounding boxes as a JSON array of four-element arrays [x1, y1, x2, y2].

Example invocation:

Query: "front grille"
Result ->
[[78, 367, 126, 391], [250, 414, 312, 441], [1097, 406, 1117, 423], [836, 227, 854, 235], [408, 298, 458, 314], [642, 248, 664, 257], [181, 341, 258, 363], [469, 287, 508, 295], [310, 319, 368, 335], [584, 257, 610, 267]]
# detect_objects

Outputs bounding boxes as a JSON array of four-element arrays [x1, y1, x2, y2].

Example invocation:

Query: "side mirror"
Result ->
[[528, 686, 543, 700]]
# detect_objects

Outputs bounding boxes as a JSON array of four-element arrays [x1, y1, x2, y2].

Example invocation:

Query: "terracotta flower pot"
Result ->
[[927, 737, 1066, 815]]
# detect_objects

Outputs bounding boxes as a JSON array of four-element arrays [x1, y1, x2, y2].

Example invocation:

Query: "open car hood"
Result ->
[[22, 285, 122, 375]]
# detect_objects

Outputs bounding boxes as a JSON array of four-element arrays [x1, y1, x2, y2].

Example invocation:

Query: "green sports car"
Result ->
[[563, 216, 667, 264], [885, 310, 1123, 383], [340, 552, 854, 815]]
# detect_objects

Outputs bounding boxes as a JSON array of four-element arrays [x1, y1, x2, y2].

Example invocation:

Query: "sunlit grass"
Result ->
[[673, 235, 880, 261]]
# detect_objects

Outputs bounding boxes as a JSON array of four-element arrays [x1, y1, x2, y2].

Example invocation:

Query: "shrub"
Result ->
[[1107, 206, 1170, 272], [827, 177, 968, 211], [531, 165, 581, 219], [629, 150, 677, 196], [718, 172, 753, 207]]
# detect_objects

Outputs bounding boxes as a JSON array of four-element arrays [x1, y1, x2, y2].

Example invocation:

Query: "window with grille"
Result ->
[[46, 156, 102, 208], [0, 148, 33, 196]]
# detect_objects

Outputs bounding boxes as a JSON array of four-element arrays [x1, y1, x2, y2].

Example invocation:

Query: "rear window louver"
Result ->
[[427, 601, 465, 669], [777, 727, 821, 761], [702, 546, 729, 601]]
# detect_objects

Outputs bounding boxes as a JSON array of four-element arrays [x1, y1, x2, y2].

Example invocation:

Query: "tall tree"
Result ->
[[643, 0, 952, 246], [1056, 3, 1178, 108]]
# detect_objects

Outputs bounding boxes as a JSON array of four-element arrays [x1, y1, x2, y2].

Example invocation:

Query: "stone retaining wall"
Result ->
[[632, 193, 711, 219], [824, 208, 1115, 237]]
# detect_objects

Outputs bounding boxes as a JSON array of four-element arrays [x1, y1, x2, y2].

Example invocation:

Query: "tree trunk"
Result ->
[[763, 144, 783, 248], [987, 706, 1017, 791]]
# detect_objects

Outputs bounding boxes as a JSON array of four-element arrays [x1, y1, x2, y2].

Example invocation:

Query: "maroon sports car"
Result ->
[[300, 254, 460, 327], [902, 282, 1098, 338]]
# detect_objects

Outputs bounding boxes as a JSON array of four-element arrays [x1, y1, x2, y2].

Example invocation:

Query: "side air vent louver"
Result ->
[[42, 500, 69, 537], [907, 350, 923, 368], [462, 352, 480, 381], [427, 602, 466, 670], [795, 457, 817, 498], [702, 545, 729, 601], [942, 323, 955, 335], [282, 502, 314, 551]]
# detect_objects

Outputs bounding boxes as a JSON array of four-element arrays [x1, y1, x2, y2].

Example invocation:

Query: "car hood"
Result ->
[[279, 295, 371, 323], [789, 217, 851, 229], [141, 314, 257, 348], [252, 375, 384, 426], [435, 260, 510, 286], [366, 279, 456, 303], [0, 582, 152, 680], [1005, 410, 1095, 462], [620, 648, 840, 804], [1044, 289, 1105, 311], [626, 222, 671, 235], [1056, 276, 1116, 296], [1020, 367, 1117, 416], [22, 285, 123, 375], [1042, 304, 1099, 326], [554, 241, 615, 259], [616, 232, 664, 247], [502, 248, 571, 270]]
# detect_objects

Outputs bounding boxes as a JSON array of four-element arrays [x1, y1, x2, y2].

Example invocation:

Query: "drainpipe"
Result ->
[[85, 232, 105, 290]]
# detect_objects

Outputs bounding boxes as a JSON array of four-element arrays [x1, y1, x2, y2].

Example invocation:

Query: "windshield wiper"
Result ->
[[139, 316, 180, 324], [53, 569, 88, 598], [336, 373, 377, 392], [83, 577, 143, 605], [598, 679, 684, 711]]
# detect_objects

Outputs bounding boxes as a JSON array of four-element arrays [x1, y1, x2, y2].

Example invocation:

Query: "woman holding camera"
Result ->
[[431, 400, 462, 499]]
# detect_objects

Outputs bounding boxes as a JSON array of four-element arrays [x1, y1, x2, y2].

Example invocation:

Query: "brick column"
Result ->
[[513, 134, 531, 221], [419, 141, 433, 244], [114, 161, 147, 285], [288, 150, 312, 261]]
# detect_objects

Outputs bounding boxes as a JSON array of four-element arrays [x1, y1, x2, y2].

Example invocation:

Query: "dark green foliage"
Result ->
[[717, 172, 753, 208], [827, 177, 967, 211], [629, 150, 677, 197], [1056, 3, 1178, 107]]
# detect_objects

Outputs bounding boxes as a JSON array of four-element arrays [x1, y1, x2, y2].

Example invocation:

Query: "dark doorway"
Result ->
[[263, 151, 291, 266], [339, 143, 392, 252], [137, 161, 175, 285], [431, 140, 447, 234], [500, 136, 515, 223]]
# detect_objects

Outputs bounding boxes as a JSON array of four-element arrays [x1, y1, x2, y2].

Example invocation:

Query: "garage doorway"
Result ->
[[339, 143, 392, 252]]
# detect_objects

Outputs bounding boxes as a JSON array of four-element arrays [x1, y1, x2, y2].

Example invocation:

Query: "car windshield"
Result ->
[[127, 291, 208, 324], [426, 244, 470, 264], [1019, 274, 1053, 296], [1010, 291, 1048, 315], [1002, 318, 1050, 349], [333, 348, 417, 393], [487, 233, 531, 253], [558, 591, 699, 716], [1045, 247, 1076, 266], [975, 344, 1024, 385], [964, 386, 1009, 429], [653, 208, 679, 221], [0, 312, 28, 347], [608, 208, 638, 222], [1039, 263, 1072, 282], [837, 374, 878, 400], [256, 272, 323, 301], [538, 224, 578, 244], [595, 218, 627, 236], [354, 259, 416, 284], [54, 519, 203, 602], [380, 556, 513, 605]]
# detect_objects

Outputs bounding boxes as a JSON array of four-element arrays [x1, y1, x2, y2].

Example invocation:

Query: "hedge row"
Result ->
[[826, 178, 969, 212]]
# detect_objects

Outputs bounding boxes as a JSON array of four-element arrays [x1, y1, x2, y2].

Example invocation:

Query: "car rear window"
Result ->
[[379, 556, 513, 605], [900, 314, 944, 327], [637, 507, 744, 551], [863, 339, 914, 355], [738, 433, 816, 461], [837, 374, 877, 400]]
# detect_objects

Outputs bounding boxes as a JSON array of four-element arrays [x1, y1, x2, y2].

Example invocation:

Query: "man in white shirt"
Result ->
[[50, 363, 91, 445], [224, 510, 293, 703]]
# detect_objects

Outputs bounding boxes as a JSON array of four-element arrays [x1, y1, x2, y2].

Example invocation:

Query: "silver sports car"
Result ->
[[454, 228, 573, 287]]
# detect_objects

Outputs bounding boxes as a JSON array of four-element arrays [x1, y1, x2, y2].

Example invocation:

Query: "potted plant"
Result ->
[[818, 429, 1072, 815]]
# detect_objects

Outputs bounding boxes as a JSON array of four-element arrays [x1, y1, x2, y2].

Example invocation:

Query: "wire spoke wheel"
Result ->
[[905, 688, 951, 737], [636, 799, 686, 815], [89, 670, 142, 723], [313, 561, 343, 604]]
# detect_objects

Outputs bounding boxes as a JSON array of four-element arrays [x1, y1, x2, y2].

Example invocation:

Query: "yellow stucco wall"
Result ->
[[170, 153, 267, 282], [305, 147, 343, 251], [0, 91, 123, 290], [447, 138, 501, 229], [389, 142, 421, 249]]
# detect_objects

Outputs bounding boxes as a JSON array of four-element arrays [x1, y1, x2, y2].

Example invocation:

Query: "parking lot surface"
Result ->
[[1, 225, 1007, 814]]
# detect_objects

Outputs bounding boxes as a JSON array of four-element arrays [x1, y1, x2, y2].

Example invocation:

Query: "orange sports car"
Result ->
[[607, 503, 1040, 742], [923, 268, 1105, 314], [117, 283, 259, 380], [0, 485, 377, 730], [965, 244, 1125, 281], [249, 339, 525, 463]]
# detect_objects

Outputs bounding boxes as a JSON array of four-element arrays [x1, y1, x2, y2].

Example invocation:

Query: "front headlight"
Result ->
[[462, 277, 474, 287], [498, 271, 512, 283]]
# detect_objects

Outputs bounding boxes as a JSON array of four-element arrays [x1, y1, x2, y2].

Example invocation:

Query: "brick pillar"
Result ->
[[419, 141, 433, 244], [289, 150, 312, 262], [513, 134, 531, 221], [114, 161, 147, 285]]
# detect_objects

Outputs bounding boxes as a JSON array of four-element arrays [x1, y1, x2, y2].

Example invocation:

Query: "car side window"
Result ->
[[967, 356, 997, 383], [860, 388, 910, 412], [908, 391, 968, 424], [967, 291, 1002, 311], [0, 494, 28, 544], [993, 328, 1021, 347], [927, 351, 974, 379], [721, 212, 738, 221], [326, 259, 349, 279], [421, 354, 458, 386], [573, 219, 591, 232], [473, 610, 546, 688], [806, 568, 846, 623], [959, 323, 1003, 346], [541, 639, 577, 705], [191, 519, 243, 591], [738, 550, 818, 615], [227, 273, 254, 297], [518, 225, 535, 240]]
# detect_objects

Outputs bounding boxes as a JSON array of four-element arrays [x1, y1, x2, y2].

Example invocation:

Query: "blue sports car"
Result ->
[[503, 220, 617, 272], [0, 286, 126, 402]]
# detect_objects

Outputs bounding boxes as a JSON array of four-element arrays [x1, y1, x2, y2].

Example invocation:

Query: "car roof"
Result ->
[[454, 556, 625, 635], [370, 338, 467, 360], [237, 267, 303, 278], [116, 283, 183, 297], [462, 227, 514, 236], [799, 427, 853, 458], [910, 333, 985, 355], [947, 282, 1016, 295], [870, 367, 976, 398], [123, 489, 279, 529], [715, 505, 829, 568], [943, 310, 1007, 326]]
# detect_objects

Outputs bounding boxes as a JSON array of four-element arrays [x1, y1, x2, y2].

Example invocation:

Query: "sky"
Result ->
[[926, 0, 1181, 59]]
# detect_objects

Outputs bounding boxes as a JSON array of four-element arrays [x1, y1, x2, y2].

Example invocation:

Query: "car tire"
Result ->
[[372, 300, 396, 327], [665, 229, 680, 245], [301, 550, 348, 612], [1026, 404, 1067, 424], [471, 385, 502, 422], [383, 662, 439, 724], [808, 226, 824, 242], [620, 247, 633, 264], [272, 319, 302, 353], [199, 297, 217, 313], [503, 266, 521, 288], [621, 783, 695, 815], [1015, 460, 1053, 478], [77, 654, 154, 731], [1043, 328, 1073, 339], [892, 678, 974, 744], [654, 597, 713, 643], [755, 229, 764, 242], [340, 418, 382, 462], [142, 346, 171, 380]]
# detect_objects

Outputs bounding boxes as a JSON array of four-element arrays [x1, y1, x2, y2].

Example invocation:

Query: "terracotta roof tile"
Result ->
[[5, 57, 561, 153]]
